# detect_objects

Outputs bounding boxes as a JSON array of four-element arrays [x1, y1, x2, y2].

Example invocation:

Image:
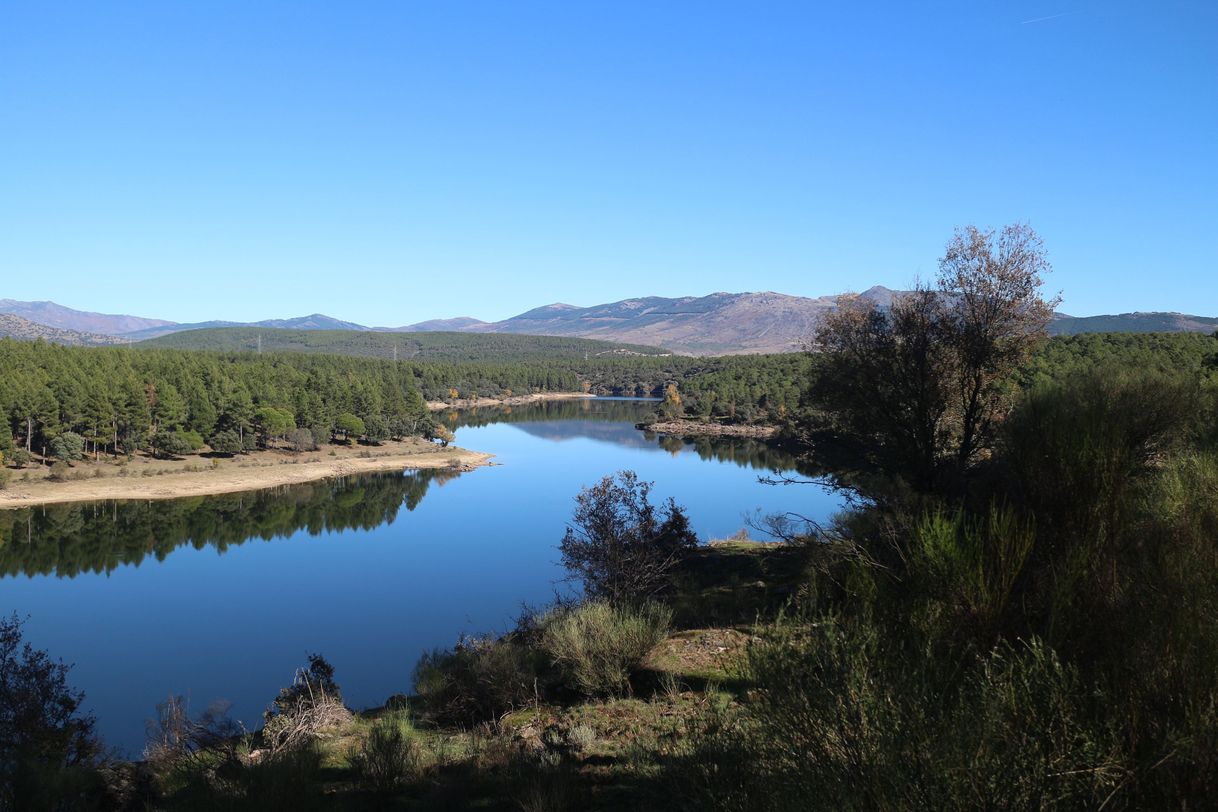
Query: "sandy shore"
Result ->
[[426, 391, 596, 410], [0, 438, 494, 509]]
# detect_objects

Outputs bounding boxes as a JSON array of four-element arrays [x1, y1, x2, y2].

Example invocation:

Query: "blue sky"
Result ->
[[2, 1, 1215, 325]]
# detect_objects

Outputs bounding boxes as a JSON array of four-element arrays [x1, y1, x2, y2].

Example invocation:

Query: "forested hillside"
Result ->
[[140, 327, 670, 361], [0, 338, 814, 463], [0, 340, 432, 461], [4, 332, 1212, 468], [1022, 331, 1218, 385]]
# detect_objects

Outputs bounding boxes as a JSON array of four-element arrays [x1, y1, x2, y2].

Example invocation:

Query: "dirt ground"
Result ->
[[0, 437, 493, 508]]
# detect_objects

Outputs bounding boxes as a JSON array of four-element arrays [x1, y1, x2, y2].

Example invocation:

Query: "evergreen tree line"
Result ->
[[0, 340, 814, 464], [7, 331, 1207, 467], [408, 353, 812, 421], [0, 341, 432, 463]]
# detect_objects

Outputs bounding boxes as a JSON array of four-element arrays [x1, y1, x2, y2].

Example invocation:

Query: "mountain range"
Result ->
[[1, 290, 1214, 355]]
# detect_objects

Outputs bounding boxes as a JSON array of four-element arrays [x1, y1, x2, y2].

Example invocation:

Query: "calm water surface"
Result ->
[[0, 399, 842, 753]]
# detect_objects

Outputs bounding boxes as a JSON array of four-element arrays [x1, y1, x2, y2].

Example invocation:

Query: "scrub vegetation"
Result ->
[[2, 226, 1216, 809]]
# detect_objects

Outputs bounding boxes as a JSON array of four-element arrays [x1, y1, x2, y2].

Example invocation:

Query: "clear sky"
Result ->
[[2, 1, 1215, 325]]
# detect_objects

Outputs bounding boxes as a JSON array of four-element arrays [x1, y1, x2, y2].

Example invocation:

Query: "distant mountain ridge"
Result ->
[[1049, 312, 1218, 336], [0, 299, 172, 336], [464, 290, 900, 354], [1, 291, 1214, 355]]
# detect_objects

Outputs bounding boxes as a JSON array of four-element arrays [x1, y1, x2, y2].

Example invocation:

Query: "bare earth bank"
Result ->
[[426, 392, 596, 410], [0, 438, 493, 509]]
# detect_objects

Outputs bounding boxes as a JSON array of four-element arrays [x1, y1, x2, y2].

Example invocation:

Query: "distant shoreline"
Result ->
[[637, 419, 779, 439], [426, 391, 596, 410], [0, 438, 493, 510]]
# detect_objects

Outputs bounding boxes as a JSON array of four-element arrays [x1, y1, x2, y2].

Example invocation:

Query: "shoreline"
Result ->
[[637, 419, 779, 439], [426, 391, 595, 410], [0, 439, 494, 509]]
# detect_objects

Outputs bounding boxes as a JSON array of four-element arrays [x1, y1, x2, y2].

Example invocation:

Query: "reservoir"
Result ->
[[0, 398, 843, 753]]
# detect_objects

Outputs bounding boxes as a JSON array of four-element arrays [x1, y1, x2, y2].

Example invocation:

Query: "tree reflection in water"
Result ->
[[0, 469, 458, 579]]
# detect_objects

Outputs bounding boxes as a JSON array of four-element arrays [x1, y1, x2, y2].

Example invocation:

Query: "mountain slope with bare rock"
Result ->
[[467, 288, 900, 354], [0, 313, 127, 346]]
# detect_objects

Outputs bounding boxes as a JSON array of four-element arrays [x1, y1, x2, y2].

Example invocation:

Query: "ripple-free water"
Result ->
[[0, 399, 842, 753]]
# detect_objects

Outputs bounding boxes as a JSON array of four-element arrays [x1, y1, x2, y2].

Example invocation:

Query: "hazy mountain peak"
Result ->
[[0, 299, 175, 335]]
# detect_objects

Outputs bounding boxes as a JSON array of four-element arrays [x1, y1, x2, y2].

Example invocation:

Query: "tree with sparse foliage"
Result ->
[[0, 614, 102, 809], [810, 223, 1058, 491], [430, 424, 454, 448], [560, 470, 698, 606], [288, 428, 317, 453], [661, 383, 682, 419]]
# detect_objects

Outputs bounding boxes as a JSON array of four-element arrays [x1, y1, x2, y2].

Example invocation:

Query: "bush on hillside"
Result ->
[[540, 601, 671, 698], [413, 636, 542, 725], [350, 715, 425, 794]]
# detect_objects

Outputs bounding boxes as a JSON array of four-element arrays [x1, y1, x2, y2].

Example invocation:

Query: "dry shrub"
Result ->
[[261, 655, 352, 754], [540, 601, 671, 697]]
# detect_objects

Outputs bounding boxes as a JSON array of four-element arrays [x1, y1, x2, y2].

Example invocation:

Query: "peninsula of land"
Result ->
[[0, 438, 492, 509]]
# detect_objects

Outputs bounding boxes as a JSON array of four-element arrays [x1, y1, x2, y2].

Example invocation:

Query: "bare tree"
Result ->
[[810, 224, 1058, 490], [938, 224, 1059, 465]]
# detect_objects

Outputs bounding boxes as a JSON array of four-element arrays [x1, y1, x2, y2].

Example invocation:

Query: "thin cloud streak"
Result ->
[[1020, 12, 1074, 24]]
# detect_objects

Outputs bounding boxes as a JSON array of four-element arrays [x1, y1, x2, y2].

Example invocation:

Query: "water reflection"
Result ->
[[449, 398, 818, 477], [0, 400, 821, 582], [644, 432, 815, 475], [0, 470, 458, 579], [442, 397, 658, 429]]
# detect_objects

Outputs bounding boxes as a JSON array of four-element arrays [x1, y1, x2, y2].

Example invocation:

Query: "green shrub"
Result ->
[[350, 715, 425, 794], [507, 751, 589, 812], [208, 429, 242, 456], [171, 744, 326, 811], [153, 430, 192, 458], [911, 505, 1035, 641], [560, 471, 698, 607], [687, 616, 1121, 811], [48, 432, 85, 462], [0, 470, 9, 490], [47, 461, 70, 482], [181, 429, 206, 451], [8, 449, 32, 469], [539, 601, 671, 697], [1003, 370, 1199, 581], [413, 635, 542, 725]]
